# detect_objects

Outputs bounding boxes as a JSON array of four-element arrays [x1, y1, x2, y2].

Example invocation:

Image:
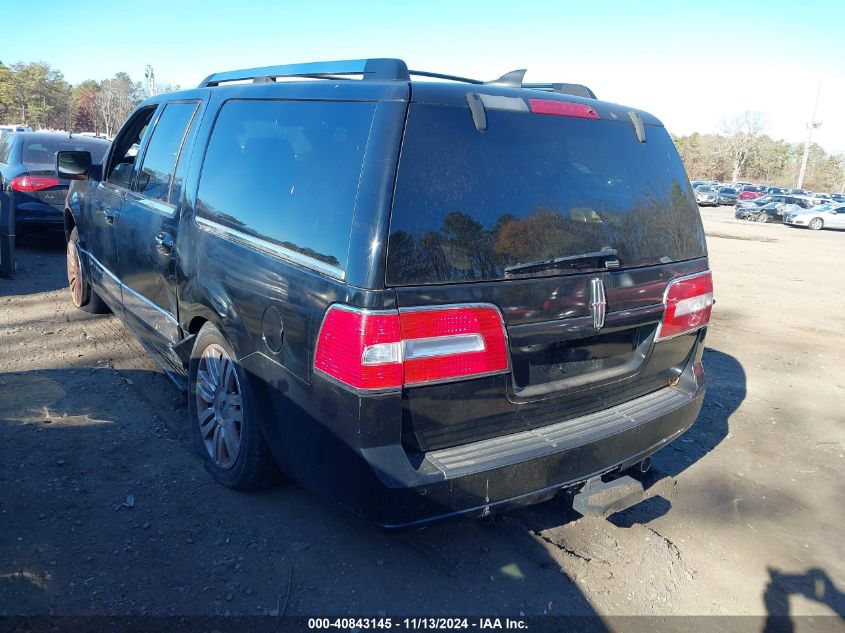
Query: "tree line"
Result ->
[[673, 111, 844, 193], [2, 62, 842, 193], [0, 61, 179, 137]]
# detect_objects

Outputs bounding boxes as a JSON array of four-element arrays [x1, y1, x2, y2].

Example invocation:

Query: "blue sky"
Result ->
[[4, 0, 844, 152]]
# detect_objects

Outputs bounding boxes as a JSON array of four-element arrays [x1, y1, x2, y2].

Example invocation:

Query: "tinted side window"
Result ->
[[106, 106, 157, 189], [196, 99, 376, 274], [136, 102, 198, 203]]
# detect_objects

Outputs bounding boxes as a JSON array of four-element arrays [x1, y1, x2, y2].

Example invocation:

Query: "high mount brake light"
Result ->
[[528, 99, 600, 119], [314, 304, 509, 392], [9, 175, 60, 192], [655, 271, 714, 341]]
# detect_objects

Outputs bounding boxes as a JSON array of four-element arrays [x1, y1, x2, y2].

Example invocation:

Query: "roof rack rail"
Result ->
[[523, 83, 597, 99], [197, 58, 410, 87], [408, 70, 483, 85], [408, 69, 526, 87], [196, 59, 598, 99]]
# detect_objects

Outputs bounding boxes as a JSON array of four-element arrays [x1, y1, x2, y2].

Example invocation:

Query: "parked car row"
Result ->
[[692, 179, 844, 207], [734, 197, 845, 229], [0, 124, 34, 139]]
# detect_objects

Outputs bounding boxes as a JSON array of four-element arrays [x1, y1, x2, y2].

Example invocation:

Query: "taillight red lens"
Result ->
[[400, 306, 509, 385], [314, 307, 403, 391], [656, 271, 714, 341], [9, 175, 60, 192], [314, 304, 509, 392], [528, 99, 600, 119]]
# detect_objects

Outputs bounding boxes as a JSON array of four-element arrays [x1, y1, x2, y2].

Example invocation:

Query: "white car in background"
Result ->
[[694, 185, 719, 206], [783, 203, 845, 230]]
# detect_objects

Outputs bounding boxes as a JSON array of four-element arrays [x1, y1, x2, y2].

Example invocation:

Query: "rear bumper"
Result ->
[[366, 360, 705, 527], [248, 339, 707, 528], [14, 201, 64, 229]]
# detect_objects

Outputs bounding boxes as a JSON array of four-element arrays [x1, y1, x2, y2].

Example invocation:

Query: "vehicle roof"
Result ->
[[146, 73, 665, 127]]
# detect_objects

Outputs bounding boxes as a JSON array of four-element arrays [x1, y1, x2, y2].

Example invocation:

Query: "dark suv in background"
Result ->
[[59, 58, 712, 527]]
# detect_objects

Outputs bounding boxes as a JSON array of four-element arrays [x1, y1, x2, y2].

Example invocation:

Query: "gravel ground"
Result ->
[[1, 210, 844, 625]]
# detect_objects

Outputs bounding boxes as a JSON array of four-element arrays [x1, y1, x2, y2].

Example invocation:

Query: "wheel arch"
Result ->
[[178, 287, 252, 362], [64, 207, 76, 242]]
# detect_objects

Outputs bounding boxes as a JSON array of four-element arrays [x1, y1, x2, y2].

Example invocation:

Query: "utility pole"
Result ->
[[796, 82, 821, 189], [144, 65, 156, 97]]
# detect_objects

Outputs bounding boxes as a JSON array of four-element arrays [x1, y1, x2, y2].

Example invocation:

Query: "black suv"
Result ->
[[59, 59, 711, 527]]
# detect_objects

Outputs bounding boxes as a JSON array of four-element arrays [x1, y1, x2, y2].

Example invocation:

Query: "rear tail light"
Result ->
[[656, 271, 714, 341], [9, 175, 60, 192], [528, 99, 599, 119], [314, 304, 509, 392]]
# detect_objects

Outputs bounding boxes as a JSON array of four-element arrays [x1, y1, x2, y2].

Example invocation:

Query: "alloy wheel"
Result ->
[[195, 343, 243, 469], [66, 239, 84, 307]]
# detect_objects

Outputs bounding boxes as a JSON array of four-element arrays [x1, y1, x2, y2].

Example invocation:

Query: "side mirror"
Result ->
[[57, 150, 94, 181]]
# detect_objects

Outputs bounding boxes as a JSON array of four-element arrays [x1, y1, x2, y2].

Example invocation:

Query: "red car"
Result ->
[[739, 184, 767, 200]]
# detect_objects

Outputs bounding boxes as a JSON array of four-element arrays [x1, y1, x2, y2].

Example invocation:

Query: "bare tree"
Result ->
[[720, 111, 765, 182], [94, 72, 142, 137]]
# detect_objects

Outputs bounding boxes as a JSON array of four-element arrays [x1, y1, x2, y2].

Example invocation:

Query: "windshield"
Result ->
[[697, 186, 717, 193], [387, 103, 707, 285]]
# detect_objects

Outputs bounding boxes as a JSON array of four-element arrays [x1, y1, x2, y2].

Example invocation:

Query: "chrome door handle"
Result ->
[[153, 231, 174, 254]]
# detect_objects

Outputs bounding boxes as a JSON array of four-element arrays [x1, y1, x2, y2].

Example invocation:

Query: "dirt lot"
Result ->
[[1, 209, 844, 625]]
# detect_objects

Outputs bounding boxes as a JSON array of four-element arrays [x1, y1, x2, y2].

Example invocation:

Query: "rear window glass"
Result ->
[[22, 137, 109, 166], [387, 104, 707, 285], [196, 99, 375, 274]]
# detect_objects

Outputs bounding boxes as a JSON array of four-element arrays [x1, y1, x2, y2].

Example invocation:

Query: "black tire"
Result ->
[[66, 227, 109, 314], [755, 212, 769, 223], [808, 217, 824, 231], [187, 323, 279, 490]]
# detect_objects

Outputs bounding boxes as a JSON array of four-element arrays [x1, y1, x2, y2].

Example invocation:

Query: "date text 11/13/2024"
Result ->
[[307, 617, 528, 630]]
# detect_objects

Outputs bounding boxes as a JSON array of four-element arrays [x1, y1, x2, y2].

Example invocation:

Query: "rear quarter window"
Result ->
[[195, 99, 376, 275]]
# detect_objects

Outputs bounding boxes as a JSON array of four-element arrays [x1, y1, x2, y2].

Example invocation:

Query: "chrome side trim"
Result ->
[[195, 215, 345, 281], [85, 250, 123, 306], [126, 193, 176, 217], [83, 248, 180, 345], [121, 281, 181, 345]]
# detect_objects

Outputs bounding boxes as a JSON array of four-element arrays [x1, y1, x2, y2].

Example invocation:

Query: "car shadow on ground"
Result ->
[[517, 346, 744, 531], [0, 365, 608, 618], [649, 347, 743, 482]]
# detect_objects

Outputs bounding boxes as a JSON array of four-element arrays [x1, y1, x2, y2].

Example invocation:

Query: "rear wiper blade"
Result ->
[[504, 249, 619, 276]]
